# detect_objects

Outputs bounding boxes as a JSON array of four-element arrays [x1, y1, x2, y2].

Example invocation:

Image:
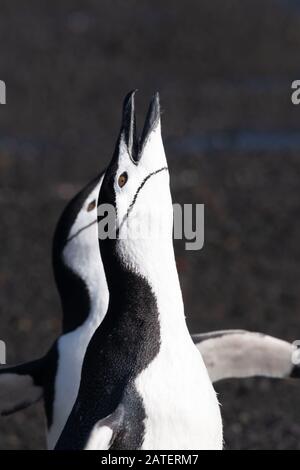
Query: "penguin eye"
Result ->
[[87, 200, 96, 212], [118, 172, 128, 188]]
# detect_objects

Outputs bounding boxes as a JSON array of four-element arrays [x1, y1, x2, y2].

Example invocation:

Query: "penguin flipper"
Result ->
[[84, 404, 124, 450], [192, 329, 298, 383], [0, 359, 44, 415]]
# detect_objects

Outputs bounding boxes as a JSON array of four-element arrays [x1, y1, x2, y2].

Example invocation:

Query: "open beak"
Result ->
[[121, 91, 161, 164]]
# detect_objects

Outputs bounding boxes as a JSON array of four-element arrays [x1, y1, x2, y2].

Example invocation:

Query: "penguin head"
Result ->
[[98, 91, 172, 244], [53, 174, 108, 332], [64, 178, 101, 250], [53, 175, 102, 268]]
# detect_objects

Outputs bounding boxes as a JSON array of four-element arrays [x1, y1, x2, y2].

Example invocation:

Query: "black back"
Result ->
[[52, 174, 103, 334]]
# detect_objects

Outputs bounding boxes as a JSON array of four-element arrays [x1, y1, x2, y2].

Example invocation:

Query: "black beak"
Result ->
[[121, 90, 139, 163], [139, 92, 161, 156]]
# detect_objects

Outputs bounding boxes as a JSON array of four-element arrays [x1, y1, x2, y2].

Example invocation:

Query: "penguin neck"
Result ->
[[101, 233, 186, 337], [57, 242, 109, 334]]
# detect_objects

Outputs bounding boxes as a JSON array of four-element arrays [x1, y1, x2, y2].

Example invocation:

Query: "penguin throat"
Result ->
[[98, 235, 186, 351], [116, 236, 185, 324]]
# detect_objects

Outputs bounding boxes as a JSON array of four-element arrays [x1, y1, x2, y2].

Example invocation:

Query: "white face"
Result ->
[[63, 178, 105, 295], [66, 181, 102, 245], [112, 122, 172, 242]]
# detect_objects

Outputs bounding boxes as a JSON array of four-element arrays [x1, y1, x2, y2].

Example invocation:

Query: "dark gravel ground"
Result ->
[[1, 0, 300, 450]]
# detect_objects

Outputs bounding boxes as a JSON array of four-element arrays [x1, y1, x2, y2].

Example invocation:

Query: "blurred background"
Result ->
[[0, 0, 300, 450]]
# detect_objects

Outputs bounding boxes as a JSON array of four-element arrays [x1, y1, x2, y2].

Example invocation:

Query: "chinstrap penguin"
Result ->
[[0, 174, 109, 449], [55, 90, 224, 450]]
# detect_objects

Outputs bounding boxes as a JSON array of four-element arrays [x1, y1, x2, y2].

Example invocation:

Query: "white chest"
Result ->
[[47, 315, 100, 449], [135, 339, 223, 450]]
